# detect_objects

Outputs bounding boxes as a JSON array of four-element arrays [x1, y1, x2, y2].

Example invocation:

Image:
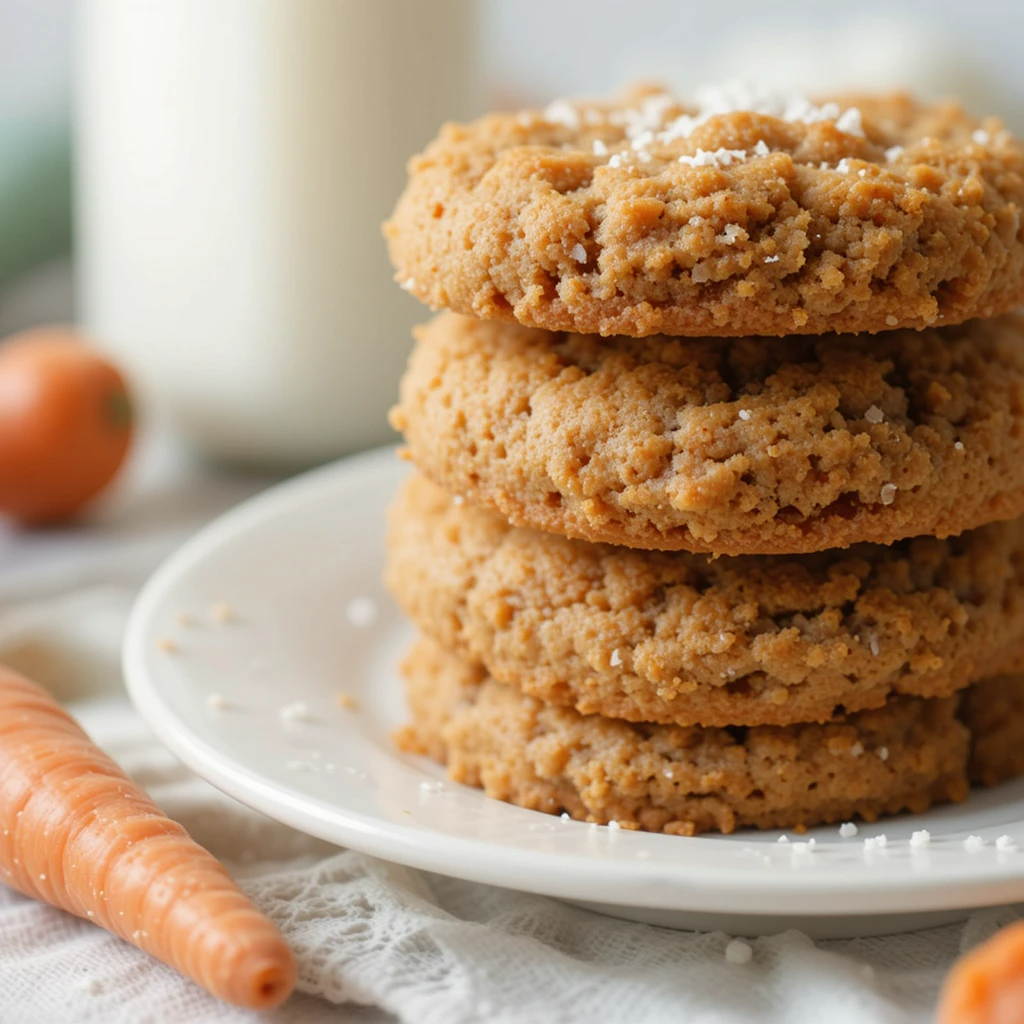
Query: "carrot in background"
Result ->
[[938, 921, 1024, 1024], [0, 664, 295, 1009]]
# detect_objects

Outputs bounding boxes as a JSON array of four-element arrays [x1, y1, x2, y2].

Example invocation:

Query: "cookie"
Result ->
[[963, 674, 1024, 788], [386, 474, 1024, 727], [385, 86, 1024, 338], [396, 637, 1024, 835], [391, 311, 1024, 555]]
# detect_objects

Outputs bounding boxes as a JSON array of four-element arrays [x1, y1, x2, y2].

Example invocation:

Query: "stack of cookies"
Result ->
[[382, 85, 1024, 834]]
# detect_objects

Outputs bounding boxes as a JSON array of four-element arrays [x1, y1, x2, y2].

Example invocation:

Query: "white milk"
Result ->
[[76, 0, 479, 468]]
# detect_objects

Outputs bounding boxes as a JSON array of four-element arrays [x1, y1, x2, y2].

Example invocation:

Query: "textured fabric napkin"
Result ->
[[0, 439, 1018, 1024]]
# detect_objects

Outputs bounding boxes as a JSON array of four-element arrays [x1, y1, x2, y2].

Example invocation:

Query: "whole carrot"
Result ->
[[0, 665, 295, 1009], [938, 922, 1024, 1024]]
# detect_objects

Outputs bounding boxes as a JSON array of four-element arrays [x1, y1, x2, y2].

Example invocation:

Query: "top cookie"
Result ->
[[385, 85, 1024, 338]]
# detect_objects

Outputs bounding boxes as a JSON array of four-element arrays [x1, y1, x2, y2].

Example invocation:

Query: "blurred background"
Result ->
[[2, 0, 1024, 472]]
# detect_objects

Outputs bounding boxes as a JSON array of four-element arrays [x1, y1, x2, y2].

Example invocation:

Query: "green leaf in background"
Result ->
[[0, 121, 72, 289]]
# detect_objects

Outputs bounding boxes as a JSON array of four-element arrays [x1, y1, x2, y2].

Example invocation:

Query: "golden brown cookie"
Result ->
[[963, 673, 1024, 787], [391, 311, 1024, 555], [385, 87, 1024, 338], [396, 637, 1023, 835], [386, 474, 1024, 727]]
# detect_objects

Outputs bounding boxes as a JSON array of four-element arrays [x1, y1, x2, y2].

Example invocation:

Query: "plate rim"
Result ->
[[123, 446, 1024, 917]]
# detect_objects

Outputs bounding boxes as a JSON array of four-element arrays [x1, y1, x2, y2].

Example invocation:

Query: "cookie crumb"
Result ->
[[155, 637, 178, 654], [278, 701, 310, 724], [910, 830, 931, 848], [839, 822, 859, 838], [725, 939, 753, 965], [175, 611, 194, 627], [963, 835, 986, 853], [336, 692, 359, 711], [206, 693, 229, 713], [209, 600, 235, 624], [346, 596, 378, 628], [865, 405, 884, 423]]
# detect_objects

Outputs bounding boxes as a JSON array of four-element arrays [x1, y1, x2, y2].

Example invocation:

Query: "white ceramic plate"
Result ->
[[125, 447, 1024, 939]]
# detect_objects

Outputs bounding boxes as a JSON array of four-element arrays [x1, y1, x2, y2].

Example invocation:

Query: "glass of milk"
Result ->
[[76, 0, 479, 469]]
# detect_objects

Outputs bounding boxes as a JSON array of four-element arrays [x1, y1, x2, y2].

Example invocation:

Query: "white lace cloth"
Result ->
[[0, 439, 1018, 1024]]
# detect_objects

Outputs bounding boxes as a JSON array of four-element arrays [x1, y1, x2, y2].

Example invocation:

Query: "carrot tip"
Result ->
[[245, 962, 296, 1010]]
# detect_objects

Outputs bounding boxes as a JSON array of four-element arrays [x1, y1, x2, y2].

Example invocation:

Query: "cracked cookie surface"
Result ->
[[385, 87, 1024, 338], [387, 474, 1024, 727], [396, 638, 1024, 835], [391, 311, 1024, 555]]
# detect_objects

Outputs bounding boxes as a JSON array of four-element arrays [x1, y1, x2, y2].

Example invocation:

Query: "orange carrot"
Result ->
[[0, 665, 295, 1009], [938, 921, 1024, 1024]]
